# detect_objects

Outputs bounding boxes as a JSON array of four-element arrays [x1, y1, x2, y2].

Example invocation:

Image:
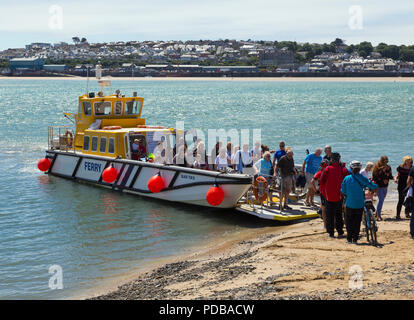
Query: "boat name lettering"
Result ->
[[84, 161, 102, 172], [180, 174, 195, 180]]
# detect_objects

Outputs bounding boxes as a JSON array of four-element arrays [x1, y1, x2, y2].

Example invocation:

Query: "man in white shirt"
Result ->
[[234, 143, 254, 175]]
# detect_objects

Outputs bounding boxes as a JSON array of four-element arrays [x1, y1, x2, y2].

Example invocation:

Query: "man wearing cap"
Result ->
[[132, 139, 146, 160], [320, 152, 349, 238]]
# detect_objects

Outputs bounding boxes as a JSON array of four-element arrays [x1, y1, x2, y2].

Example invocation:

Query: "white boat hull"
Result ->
[[44, 150, 252, 208]]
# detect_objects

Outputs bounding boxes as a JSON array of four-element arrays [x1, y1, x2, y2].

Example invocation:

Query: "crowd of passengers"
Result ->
[[131, 138, 414, 244]]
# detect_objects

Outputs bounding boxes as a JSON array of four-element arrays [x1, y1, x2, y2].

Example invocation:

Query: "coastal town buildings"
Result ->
[[1, 39, 413, 76]]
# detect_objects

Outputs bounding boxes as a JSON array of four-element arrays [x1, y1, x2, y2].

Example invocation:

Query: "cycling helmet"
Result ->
[[331, 152, 341, 162], [349, 160, 362, 169]]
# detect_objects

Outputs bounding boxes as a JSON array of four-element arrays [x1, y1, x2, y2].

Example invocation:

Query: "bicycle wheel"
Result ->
[[369, 212, 378, 246], [363, 210, 370, 243]]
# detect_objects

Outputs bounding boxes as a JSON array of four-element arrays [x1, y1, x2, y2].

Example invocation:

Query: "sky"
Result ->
[[1, 0, 414, 50]]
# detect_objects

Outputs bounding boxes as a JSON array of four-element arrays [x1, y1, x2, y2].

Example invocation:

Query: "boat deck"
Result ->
[[236, 198, 319, 221]]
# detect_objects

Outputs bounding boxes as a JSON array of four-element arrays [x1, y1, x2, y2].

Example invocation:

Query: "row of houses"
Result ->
[[299, 52, 414, 73], [6, 56, 414, 76], [1, 40, 295, 67], [3, 40, 414, 75]]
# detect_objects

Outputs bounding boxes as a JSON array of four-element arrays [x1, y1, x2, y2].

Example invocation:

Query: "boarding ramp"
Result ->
[[236, 172, 318, 221]]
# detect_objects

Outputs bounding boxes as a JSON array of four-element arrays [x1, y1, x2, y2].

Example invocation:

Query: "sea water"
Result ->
[[0, 79, 412, 299]]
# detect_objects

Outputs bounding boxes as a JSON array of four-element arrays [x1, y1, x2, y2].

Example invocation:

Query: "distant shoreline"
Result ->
[[1, 76, 413, 82]]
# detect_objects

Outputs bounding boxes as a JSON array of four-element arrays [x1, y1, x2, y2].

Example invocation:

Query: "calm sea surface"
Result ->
[[0, 79, 412, 299]]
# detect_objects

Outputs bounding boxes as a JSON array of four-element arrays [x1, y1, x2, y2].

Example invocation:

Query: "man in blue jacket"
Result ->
[[341, 160, 378, 244]]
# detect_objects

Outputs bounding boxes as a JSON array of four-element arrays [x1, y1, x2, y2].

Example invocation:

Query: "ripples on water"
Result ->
[[0, 79, 412, 298]]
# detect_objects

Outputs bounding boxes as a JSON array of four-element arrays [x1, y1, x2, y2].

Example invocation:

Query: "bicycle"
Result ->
[[363, 198, 378, 246]]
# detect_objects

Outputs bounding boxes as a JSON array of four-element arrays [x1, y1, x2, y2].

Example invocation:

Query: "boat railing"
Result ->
[[48, 125, 76, 152]]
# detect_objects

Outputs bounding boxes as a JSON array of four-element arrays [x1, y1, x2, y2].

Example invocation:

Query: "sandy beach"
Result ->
[[1, 76, 414, 82], [89, 200, 414, 300]]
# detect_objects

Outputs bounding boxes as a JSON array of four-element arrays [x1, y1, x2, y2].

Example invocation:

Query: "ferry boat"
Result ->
[[37, 67, 252, 208]]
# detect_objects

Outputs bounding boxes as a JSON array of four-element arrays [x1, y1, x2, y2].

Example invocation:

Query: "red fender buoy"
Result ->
[[102, 166, 118, 183], [38, 158, 51, 172], [148, 174, 165, 193], [206, 186, 224, 206]]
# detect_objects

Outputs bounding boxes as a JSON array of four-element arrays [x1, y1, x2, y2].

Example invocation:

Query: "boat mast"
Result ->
[[95, 64, 110, 95], [86, 65, 90, 95]]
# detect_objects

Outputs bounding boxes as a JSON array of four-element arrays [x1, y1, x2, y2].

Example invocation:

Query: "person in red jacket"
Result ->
[[320, 152, 349, 238]]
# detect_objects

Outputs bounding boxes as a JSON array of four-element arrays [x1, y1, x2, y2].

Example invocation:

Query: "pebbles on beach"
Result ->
[[91, 204, 414, 300]]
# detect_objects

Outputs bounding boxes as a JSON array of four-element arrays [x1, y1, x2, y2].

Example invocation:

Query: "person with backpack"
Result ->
[[341, 161, 378, 244], [320, 152, 349, 238]]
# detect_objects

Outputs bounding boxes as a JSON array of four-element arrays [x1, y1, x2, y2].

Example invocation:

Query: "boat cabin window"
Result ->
[[83, 101, 92, 115], [108, 138, 115, 154], [91, 136, 98, 152], [83, 136, 90, 151], [114, 101, 122, 115], [94, 101, 112, 116], [99, 137, 107, 153], [125, 100, 142, 115]]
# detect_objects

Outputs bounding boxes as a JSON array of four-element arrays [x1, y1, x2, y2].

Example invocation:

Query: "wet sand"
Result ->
[[89, 200, 414, 300], [1, 76, 414, 82]]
